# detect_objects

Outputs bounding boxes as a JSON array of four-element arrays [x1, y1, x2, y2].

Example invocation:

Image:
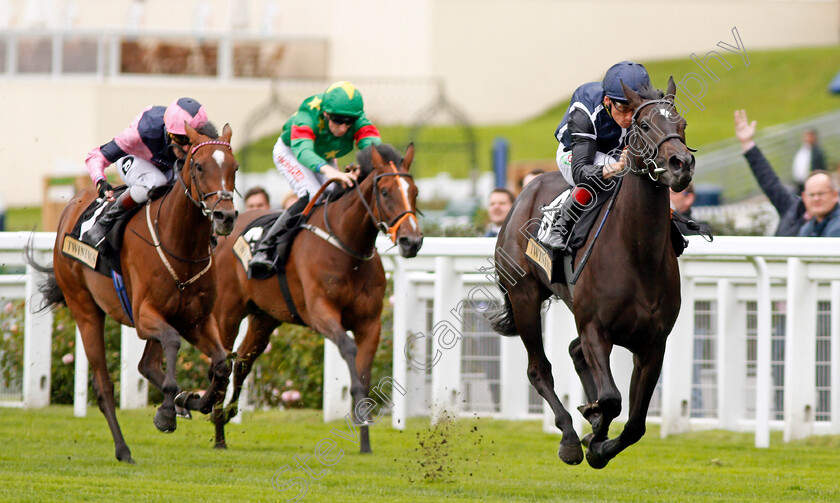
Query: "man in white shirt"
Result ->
[[792, 129, 826, 193]]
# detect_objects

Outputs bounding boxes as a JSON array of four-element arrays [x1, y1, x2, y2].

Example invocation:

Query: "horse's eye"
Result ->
[[195, 162, 203, 172], [639, 122, 650, 132], [380, 188, 389, 197]]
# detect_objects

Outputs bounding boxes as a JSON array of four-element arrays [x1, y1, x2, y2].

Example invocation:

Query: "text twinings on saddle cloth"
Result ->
[[525, 238, 552, 279], [61, 235, 99, 269]]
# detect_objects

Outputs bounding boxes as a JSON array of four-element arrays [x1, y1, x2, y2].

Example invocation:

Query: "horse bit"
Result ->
[[626, 99, 696, 182]]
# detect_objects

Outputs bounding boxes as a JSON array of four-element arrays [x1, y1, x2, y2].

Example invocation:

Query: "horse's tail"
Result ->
[[22, 234, 66, 311], [489, 290, 519, 337]]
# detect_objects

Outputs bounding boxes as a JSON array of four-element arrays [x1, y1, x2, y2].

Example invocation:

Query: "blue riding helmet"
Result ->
[[602, 61, 651, 102]]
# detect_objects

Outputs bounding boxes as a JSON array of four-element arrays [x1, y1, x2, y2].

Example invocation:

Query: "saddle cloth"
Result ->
[[62, 186, 141, 276], [232, 212, 307, 280]]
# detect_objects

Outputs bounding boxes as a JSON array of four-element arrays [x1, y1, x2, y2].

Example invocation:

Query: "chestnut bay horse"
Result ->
[[28, 124, 239, 463], [491, 78, 695, 468], [211, 143, 422, 453]]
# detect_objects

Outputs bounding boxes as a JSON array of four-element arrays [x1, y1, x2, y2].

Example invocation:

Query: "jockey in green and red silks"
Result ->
[[275, 81, 382, 200], [248, 81, 382, 276]]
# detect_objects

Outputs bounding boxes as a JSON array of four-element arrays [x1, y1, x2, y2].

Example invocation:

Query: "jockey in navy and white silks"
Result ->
[[541, 61, 651, 252], [82, 98, 209, 247]]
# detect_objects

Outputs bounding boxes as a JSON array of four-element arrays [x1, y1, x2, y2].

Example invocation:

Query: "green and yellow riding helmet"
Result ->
[[321, 81, 365, 121]]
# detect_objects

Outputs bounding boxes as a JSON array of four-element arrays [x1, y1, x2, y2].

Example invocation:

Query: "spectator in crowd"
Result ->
[[521, 168, 546, 190], [243, 186, 271, 211], [792, 128, 826, 193], [735, 110, 837, 236], [797, 170, 840, 237], [669, 183, 711, 236], [484, 188, 514, 237], [281, 191, 300, 210]]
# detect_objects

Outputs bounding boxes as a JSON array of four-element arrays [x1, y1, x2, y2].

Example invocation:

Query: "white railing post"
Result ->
[[784, 258, 817, 441], [227, 317, 250, 425], [499, 330, 528, 420], [751, 257, 771, 448], [430, 256, 462, 424], [322, 332, 352, 422], [717, 279, 746, 430], [73, 327, 88, 417], [390, 257, 409, 429], [23, 260, 52, 408], [119, 326, 147, 409], [661, 275, 694, 437]]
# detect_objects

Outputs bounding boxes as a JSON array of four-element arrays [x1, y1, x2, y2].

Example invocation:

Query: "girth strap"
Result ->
[[276, 269, 303, 325]]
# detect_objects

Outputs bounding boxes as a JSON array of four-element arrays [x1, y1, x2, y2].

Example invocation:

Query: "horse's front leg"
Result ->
[[349, 316, 382, 454], [591, 343, 666, 468], [212, 312, 277, 449], [577, 323, 621, 440], [176, 314, 231, 416], [135, 310, 181, 433], [309, 301, 372, 430]]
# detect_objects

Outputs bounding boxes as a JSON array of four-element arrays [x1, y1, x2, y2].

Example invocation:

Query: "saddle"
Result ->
[[62, 185, 142, 276], [231, 211, 309, 280]]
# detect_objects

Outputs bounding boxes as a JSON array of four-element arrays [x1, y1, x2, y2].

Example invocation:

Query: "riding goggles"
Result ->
[[328, 114, 357, 126]]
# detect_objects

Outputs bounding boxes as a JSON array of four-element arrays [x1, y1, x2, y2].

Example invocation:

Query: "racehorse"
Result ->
[[491, 78, 694, 468], [28, 124, 239, 463], [211, 143, 422, 453]]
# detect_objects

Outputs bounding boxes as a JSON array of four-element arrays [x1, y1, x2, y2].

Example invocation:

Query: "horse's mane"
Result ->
[[197, 122, 219, 139], [327, 144, 403, 200], [637, 84, 665, 101]]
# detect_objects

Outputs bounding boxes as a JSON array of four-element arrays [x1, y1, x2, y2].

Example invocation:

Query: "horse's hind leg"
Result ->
[[588, 343, 666, 469], [212, 312, 276, 449], [569, 337, 607, 434], [70, 296, 133, 463], [511, 293, 583, 465]]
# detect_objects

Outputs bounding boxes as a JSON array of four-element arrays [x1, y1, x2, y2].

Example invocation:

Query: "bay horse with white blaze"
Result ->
[[211, 144, 422, 453], [28, 124, 238, 463], [491, 78, 694, 468]]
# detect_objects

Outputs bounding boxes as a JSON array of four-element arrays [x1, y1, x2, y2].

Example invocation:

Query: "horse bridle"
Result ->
[[174, 140, 235, 217], [626, 98, 696, 182], [320, 161, 419, 260]]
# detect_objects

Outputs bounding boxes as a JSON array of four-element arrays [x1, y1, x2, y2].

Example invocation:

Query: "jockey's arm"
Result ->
[[567, 109, 625, 184]]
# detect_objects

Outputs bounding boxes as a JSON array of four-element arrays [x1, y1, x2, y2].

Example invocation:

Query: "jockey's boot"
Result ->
[[540, 187, 590, 253], [248, 194, 309, 277], [83, 191, 139, 247]]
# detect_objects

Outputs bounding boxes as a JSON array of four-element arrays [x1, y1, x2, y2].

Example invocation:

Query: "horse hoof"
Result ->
[[585, 444, 609, 470], [581, 433, 593, 449], [175, 405, 193, 420], [154, 409, 177, 433], [214, 442, 227, 450], [116, 447, 134, 464], [175, 391, 201, 410], [557, 441, 584, 465]]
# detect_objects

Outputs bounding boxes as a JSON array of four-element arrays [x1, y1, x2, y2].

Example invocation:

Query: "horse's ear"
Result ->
[[665, 76, 677, 103], [369, 144, 384, 168], [221, 123, 233, 143], [185, 123, 200, 144], [619, 80, 643, 109], [403, 143, 415, 171]]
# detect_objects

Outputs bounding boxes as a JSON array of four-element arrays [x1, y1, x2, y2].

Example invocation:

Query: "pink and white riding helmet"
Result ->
[[164, 97, 208, 135]]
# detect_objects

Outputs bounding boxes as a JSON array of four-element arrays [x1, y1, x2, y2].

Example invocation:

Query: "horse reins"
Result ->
[[141, 139, 232, 289], [304, 161, 419, 260], [175, 140, 235, 217], [627, 98, 696, 182]]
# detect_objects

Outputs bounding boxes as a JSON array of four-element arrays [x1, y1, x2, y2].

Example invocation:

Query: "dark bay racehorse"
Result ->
[[27, 124, 239, 463], [491, 78, 694, 468], [211, 144, 422, 453]]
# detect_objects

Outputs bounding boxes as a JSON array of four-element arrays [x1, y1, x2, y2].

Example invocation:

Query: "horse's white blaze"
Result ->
[[397, 177, 418, 231], [212, 150, 225, 169], [659, 109, 672, 119]]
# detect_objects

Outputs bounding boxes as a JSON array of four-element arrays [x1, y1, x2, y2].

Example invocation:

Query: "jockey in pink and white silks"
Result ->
[[82, 98, 210, 247]]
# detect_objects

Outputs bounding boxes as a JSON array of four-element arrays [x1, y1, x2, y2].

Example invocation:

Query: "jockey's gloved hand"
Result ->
[[96, 179, 114, 199]]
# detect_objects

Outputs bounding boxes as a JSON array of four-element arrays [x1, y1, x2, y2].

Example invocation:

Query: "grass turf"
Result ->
[[1, 406, 838, 502]]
